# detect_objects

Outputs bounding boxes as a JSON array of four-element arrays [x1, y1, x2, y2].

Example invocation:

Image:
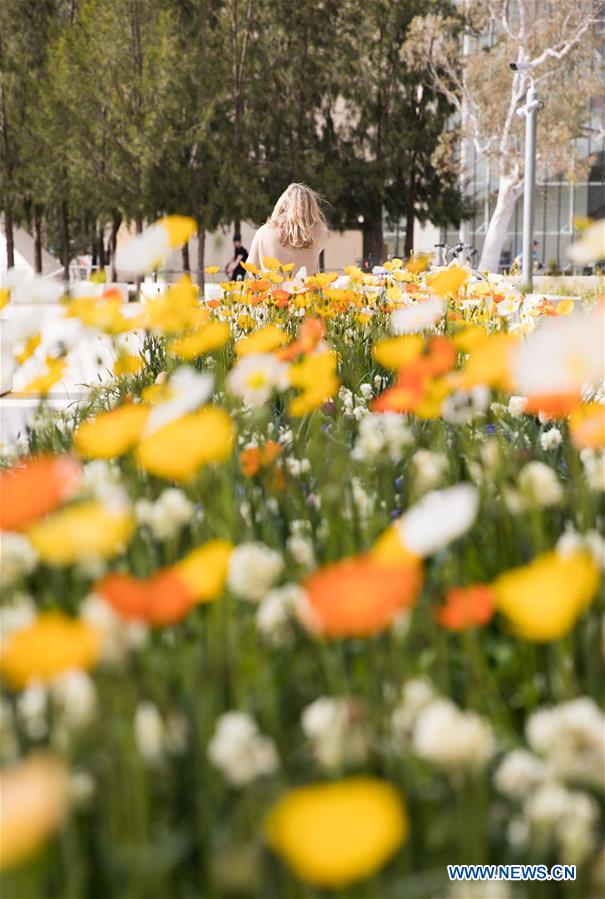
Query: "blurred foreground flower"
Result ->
[[300, 556, 421, 638], [568, 219, 605, 264], [27, 500, 134, 566], [74, 404, 149, 459], [493, 552, 599, 641], [288, 350, 339, 416], [207, 711, 279, 787], [0, 754, 69, 871], [0, 455, 81, 532], [114, 216, 196, 276], [136, 406, 233, 480], [0, 612, 99, 688], [266, 777, 407, 888]]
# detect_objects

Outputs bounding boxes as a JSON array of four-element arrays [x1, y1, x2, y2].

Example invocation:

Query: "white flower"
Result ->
[[540, 427, 562, 450], [494, 749, 546, 799], [135, 488, 194, 540], [524, 783, 599, 864], [145, 367, 214, 435], [352, 412, 413, 463], [568, 218, 605, 264], [80, 593, 148, 665], [207, 711, 279, 787], [0, 594, 36, 647], [82, 460, 124, 502], [517, 461, 563, 507], [226, 353, 288, 407], [580, 448, 605, 491], [286, 534, 315, 569], [395, 484, 479, 557], [411, 449, 449, 494], [17, 683, 48, 740], [285, 457, 311, 477], [51, 671, 97, 730], [526, 698, 605, 786], [0, 533, 38, 586], [227, 542, 284, 602], [391, 678, 437, 740], [507, 395, 527, 418], [255, 583, 305, 645], [134, 701, 166, 764], [442, 386, 490, 424], [556, 525, 605, 569], [391, 297, 444, 334], [301, 697, 369, 770], [9, 273, 65, 305], [513, 311, 604, 396], [115, 221, 172, 275], [413, 698, 494, 771]]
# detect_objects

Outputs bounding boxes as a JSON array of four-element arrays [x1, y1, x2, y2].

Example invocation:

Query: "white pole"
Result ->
[[522, 83, 538, 290]]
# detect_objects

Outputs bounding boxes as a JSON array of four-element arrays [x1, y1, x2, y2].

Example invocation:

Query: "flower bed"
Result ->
[[1, 218, 603, 898]]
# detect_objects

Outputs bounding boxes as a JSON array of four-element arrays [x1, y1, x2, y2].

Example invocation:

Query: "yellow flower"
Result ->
[[27, 501, 134, 566], [114, 350, 143, 376], [372, 335, 424, 370], [288, 351, 339, 417], [459, 333, 519, 391], [266, 778, 407, 888], [1, 612, 100, 688], [451, 325, 486, 352], [204, 265, 220, 274], [22, 357, 66, 395], [65, 296, 137, 334], [569, 403, 605, 449], [0, 754, 69, 871], [74, 404, 149, 459], [168, 321, 230, 360], [0, 287, 9, 310], [137, 406, 234, 480], [160, 215, 197, 248], [173, 539, 233, 602], [282, 262, 295, 273], [427, 265, 469, 297], [385, 286, 403, 303], [371, 525, 421, 565], [15, 333, 41, 365], [145, 277, 206, 335], [235, 324, 287, 356], [241, 261, 259, 275], [405, 254, 430, 274], [493, 551, 599, 641], [262, 256, 281, 270], [555, 299, 575, 316]]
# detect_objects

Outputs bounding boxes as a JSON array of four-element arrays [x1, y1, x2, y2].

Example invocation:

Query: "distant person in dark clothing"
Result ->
[[225, 233, 248, 280]]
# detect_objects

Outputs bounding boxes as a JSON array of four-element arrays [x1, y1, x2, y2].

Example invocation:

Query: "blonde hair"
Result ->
[[267, 183, 327, 249]]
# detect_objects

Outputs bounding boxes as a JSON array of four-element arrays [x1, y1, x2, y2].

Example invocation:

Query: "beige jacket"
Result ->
[[246, 223, 330, 275]]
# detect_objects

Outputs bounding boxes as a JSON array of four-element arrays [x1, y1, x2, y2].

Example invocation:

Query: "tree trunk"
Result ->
[[404, 205, 415, 258], [33, 211, 43, 274], [61, 198, 70, 281], [98, 225, 106, 270], [233, 219, 241, 238], [109, 210, 122, 282], [479, 174, 523, 272], [182, 242, 190, 273], [362, 211, 384, 265], [3, 202, 14, 269], [135, 210, 143, 234], [197, 220, 206, 293]]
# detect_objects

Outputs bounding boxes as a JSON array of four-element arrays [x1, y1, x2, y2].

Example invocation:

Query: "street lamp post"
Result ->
[[521, 82, 539, 291]]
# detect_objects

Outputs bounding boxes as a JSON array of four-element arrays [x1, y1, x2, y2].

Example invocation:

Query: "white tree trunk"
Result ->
[[479, 175, 523, 272]]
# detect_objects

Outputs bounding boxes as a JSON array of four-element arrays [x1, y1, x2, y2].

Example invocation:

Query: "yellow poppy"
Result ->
[[204, 265, 220, 274], [0, 754, 69, 871], [160, 215, 197, 248], [371, 525, 421, 565], [427, 265, 469, 297], [0, 288, 9, 310], [235, 324, 287, 356], [569, 403, 605, 449], [262, 256, 281, 270], [241, 261, 259, 275], [74, 404, 149, 459], [174, 539, 233, 603], [493, 551, 599, 642], [113, 351, 143, 376], [168, 320, 230, 360], [266, 778, 407, 888], [288, 351, 339, 417], [15, 334, 41, 365], [137, 406, 234, 480], [1, 612, 100, 688], [27, 501, 134, 566], [372, 335, 424, 370], [459, 333, 519, 391], [145, 277, 207, 334], [22, 357, 66, 395]]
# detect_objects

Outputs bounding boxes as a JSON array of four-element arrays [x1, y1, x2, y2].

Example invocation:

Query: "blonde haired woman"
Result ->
[[246, 183, 330, 274]]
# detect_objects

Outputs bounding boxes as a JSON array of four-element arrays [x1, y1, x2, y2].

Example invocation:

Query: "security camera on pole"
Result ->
[[510, 61, 540, 291]]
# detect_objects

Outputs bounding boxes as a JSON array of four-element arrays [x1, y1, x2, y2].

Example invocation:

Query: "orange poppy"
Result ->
[[569, 403, 605, 449], [301, 556, 422, 638], [524, 392, 582, 417], [240, 440, 283, 476], [250, 279, 271, 292], [95, 569, 193, 627], [436, 584, 495, 631], [425, 336, 456, 376], [278, 318, 325, 362], [0, 455, 81, 532], [371, 369, 427, 414]]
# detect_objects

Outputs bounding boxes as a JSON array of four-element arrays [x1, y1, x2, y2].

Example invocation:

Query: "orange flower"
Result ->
[[0, 456, 81, 532], [301, 556, 422, 638], [95, 569, 193, 627], [240, 440, 283, 476], [524, 392, 583, 418], [278, 318, 325, 361], [436, 584, 495, 631], [569, 403, 605, 449]]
